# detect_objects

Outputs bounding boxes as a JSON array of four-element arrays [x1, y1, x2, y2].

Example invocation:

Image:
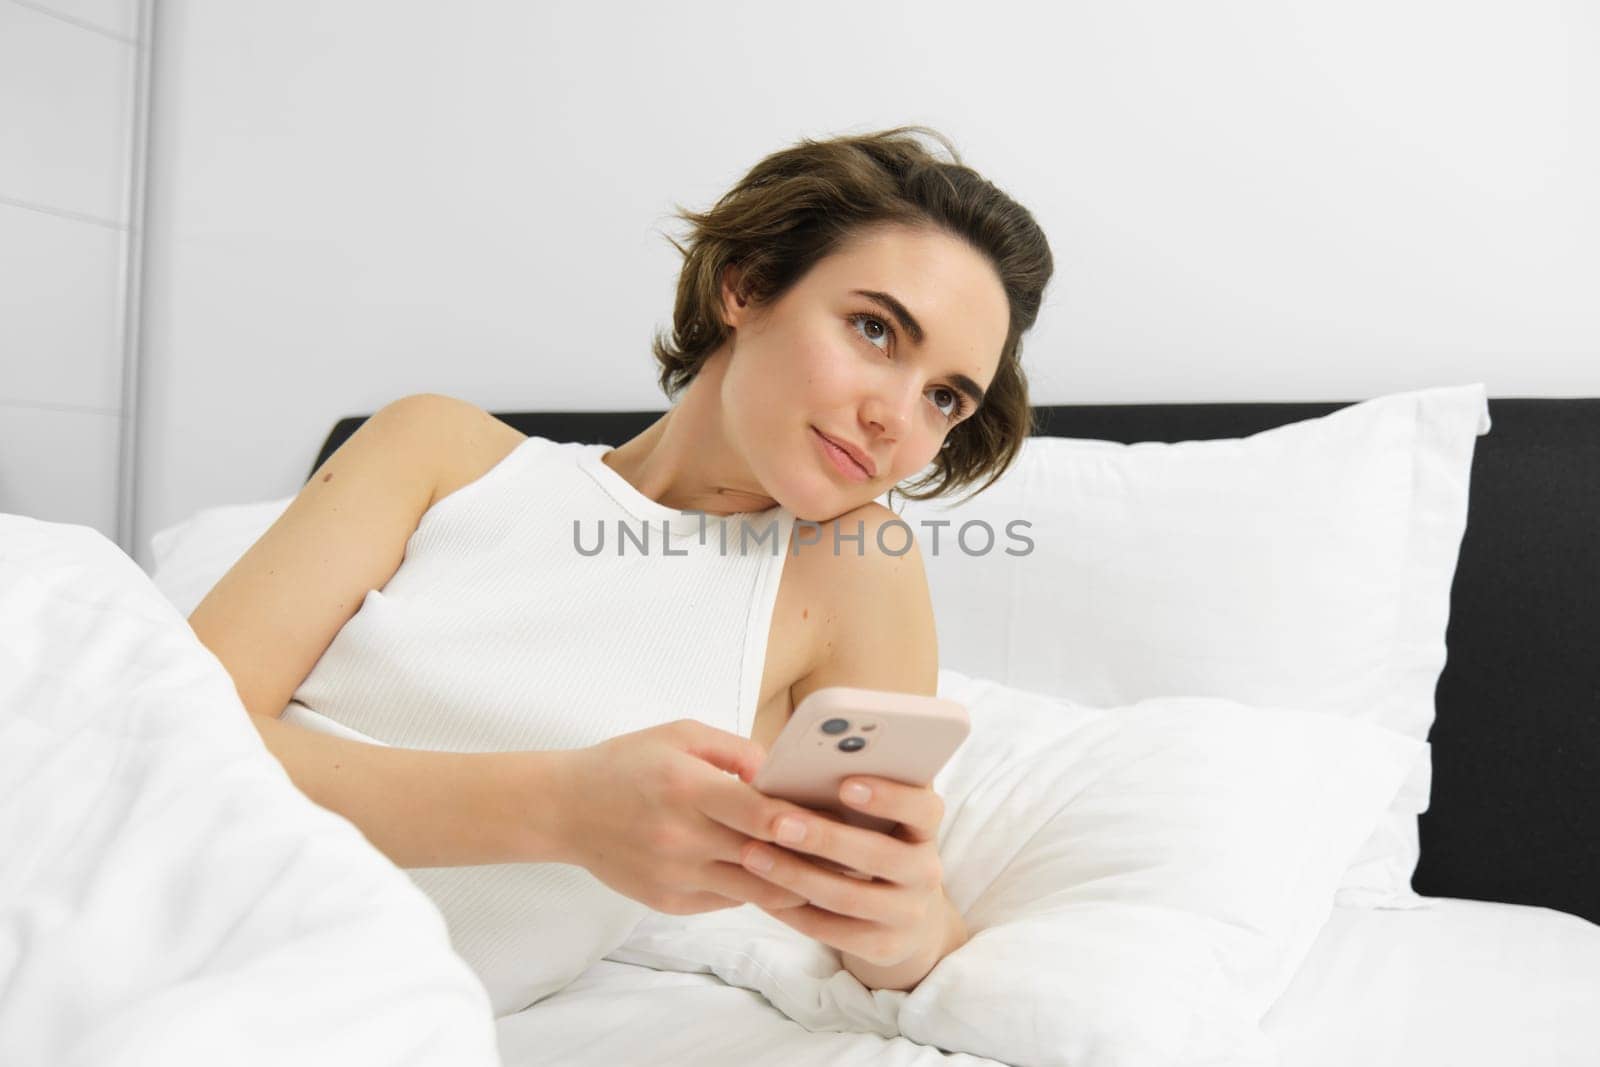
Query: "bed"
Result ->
[[4, 386, 1597, 1065], [493, 899, 1600, 1067]]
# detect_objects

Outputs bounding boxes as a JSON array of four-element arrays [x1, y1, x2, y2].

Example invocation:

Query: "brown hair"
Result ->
[[651, 126, 1053, 503]]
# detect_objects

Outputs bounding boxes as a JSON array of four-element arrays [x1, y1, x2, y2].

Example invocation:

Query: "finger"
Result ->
[[671, 718, 767, 783], [650, 808, 807, 907], [688, 811, 767, 866], [698, 860, 809, 911], [759, 902, 867, 948], [695, 776, 925, 885], [756, 903, 915, 970], [697, 776, 912, 881], [839, 777, 944, 845], [760, 808, 926, 886], [739, 840, 905, 924], [695, 773, 818, 843]]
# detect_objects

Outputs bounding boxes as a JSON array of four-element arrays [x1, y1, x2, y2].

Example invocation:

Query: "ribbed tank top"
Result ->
[[282, 435, 797, 1015]]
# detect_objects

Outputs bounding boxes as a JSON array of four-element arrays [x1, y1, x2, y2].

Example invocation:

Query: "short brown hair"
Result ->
[[652, 126, 1053, 503]]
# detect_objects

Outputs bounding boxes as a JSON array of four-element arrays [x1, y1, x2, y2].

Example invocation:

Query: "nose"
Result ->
[[861, 372, 919, 440]]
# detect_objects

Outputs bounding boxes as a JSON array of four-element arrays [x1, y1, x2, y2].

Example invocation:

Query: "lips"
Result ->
[[814, 428, 877, 478]]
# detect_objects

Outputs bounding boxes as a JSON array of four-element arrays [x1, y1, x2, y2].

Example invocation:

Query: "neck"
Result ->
[[602, 349, 779, 516]]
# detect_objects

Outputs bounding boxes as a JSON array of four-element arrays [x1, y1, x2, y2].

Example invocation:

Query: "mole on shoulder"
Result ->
[[802, 607, 808, 620], [322, 472, 334, 483]]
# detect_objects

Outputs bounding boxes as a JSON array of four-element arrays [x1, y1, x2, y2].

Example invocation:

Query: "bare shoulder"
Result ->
[[409, 394, 528, 506], [190, 391, 516, 720], [787, 501, 940, 710], [796, 501, 926, 590]]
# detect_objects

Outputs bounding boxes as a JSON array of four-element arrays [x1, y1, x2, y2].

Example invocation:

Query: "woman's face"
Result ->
[[719, 224, 1011, 523]]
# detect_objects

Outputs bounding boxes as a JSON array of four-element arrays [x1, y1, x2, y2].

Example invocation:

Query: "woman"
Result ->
[[191, 126, 1052, 1009]]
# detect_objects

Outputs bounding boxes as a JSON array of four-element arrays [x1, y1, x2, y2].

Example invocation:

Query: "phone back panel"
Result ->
[[752, 686, 970, 833]]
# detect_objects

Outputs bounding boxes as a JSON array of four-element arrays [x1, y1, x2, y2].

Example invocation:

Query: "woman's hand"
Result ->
[[551, 719, 817, 915], [738, 776, 967, 991]]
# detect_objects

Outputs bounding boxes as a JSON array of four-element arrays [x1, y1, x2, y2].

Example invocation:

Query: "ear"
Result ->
[[719, 263, 749, 328]]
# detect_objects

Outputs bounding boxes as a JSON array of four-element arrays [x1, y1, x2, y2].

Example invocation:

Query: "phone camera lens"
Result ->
[[837, 736, 866, 752], [821, 718, 850, 735]]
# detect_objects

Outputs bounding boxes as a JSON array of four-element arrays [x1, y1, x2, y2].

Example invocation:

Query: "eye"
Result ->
[[848, 313, 893, 353], [850, 311, 969, 423], [928, 385, 969, 422]]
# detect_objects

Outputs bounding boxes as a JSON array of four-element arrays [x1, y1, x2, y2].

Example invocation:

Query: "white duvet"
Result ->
[[0, 516, 498, 1066], [3, 511, 1427, 1067]]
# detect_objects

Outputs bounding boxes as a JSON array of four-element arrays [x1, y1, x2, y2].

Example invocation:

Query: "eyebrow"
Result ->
[[851, 288, 988, 409]]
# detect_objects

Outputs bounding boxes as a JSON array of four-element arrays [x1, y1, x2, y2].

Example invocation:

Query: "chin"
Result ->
[[772, 439, 875, 522], [801, 489, 878, 525], [774, 477, 854, 524], [784, 493, 846, 525]]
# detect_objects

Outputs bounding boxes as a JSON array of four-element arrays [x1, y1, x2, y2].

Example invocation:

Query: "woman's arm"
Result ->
[[742, 503, 970, 991], [189, 393, 554, 868], [246, 713, 568, 868]]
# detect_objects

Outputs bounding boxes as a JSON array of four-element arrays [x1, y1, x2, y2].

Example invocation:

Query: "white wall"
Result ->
[[135, 0, 1599, 570], [0, 0, 147, 544]]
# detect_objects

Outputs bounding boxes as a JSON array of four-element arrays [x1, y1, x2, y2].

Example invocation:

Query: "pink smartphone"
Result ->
[[751, 686, 970, 840]]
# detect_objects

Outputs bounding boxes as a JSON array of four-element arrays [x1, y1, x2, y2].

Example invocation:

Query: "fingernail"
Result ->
[[746, 848, 774, 872], [776, 817, 806, 845], [841, 782, 871, 805]]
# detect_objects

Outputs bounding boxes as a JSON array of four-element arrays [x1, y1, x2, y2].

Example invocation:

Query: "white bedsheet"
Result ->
[[1262, 897, 1600, 1066], [0, 516, 500, 1065], [497, 897, 1600, 1067]]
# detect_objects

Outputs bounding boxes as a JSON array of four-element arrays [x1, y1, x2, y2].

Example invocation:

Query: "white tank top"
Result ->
[[283, 435, 797, 1015]]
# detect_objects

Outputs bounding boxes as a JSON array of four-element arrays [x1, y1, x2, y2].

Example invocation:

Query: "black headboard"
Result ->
[[312, 399, 1600, 925]]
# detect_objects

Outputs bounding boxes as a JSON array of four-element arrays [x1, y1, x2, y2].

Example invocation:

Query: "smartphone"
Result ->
[[751, 686, 970, 842]]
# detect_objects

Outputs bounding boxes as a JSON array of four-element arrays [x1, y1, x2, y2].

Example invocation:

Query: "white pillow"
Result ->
[[608, 669, 1425, 1067], [148, 495, 294, 614], [0, 515, 498, 1064], [895, 384, 1490, 908]]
